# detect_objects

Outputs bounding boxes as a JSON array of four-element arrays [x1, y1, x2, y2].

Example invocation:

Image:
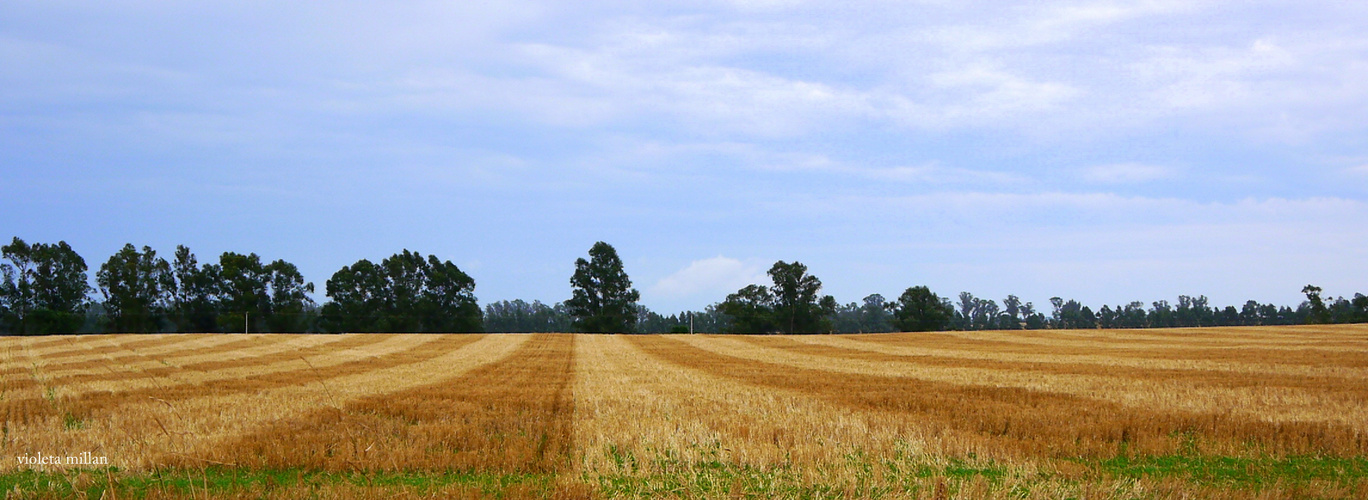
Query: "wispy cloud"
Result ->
[[844, 192, 1366, 219], [3, 1, 1367, 313], [649, 256, 768, 299], [1081, 163, 1175, 184]]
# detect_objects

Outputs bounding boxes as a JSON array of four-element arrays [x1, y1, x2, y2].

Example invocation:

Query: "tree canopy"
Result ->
[[97, 244, 174, 333], [1, 237, 90, 333], [2, 234, 1366, 335], [322, 250, 480, 333], [170, 245, 222, 333], [565, 242, 640, 333], [720, 261, 837, 334], [889, 286, 954, 332], [483, 299, 573, 333]]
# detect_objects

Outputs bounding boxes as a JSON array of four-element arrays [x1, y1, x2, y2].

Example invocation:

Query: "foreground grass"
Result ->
[[0, 468, 569, 499], [1085, 455, 1368, 485], [5, 455, 1368, 499]]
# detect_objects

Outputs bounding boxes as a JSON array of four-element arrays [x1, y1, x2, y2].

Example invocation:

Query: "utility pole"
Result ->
[[245, 312, 249, 334], [689, 311, 693, 334]]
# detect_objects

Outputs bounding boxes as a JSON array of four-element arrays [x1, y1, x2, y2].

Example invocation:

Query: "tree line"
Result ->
[[488, 243, 1368, 333], [0, 238, 477, 334], [2, 236, 1364, 334]]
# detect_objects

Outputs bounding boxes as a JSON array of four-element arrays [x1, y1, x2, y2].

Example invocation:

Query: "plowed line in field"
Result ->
[[1045, 325, 1368, 342], [1, 334, 210, 368], [0, 335, 525, 472], [684, 336, 1368, 429], [635, 336, 1368, 458], [574, 335, 922, 472], [0, 333, 150, 355], [2, 335, 305, 387], [930, 328, 1368, 353], [43, 334, 355, 386], [1, 335, 386, 404], [0, 334, 142, 356], [201, 334, 575, 473], [769, 336, 1368, 396], [0, 335, 93, 351], [877, 328, 1368, 352], [0, 334, 266, 401], [2, 334, 475, 425], [934, 325, 1368, 348], [854, 332, 1368, 368], [64, 335, 445, 413], [933, 330, 1368, 351]]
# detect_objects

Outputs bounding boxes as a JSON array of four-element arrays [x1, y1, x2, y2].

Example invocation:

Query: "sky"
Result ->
[[2, 1, 1367, 314]]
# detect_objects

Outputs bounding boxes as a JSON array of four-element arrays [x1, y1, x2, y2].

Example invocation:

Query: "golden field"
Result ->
[[3, 326, 1368, 499]]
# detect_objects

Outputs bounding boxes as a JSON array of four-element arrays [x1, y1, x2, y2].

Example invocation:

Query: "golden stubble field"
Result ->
[[3, 325, 1368, 499]]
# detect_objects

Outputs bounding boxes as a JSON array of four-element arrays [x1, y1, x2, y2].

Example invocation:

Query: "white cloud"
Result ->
[[1081, 163, 1174, 184], [849, 163, 1026, 185], [778, 192, 1368, 233], [650, 256, 768, 299], [1132, 38, 1299, 111], [918, 65, 1080, 122], [10, 1, 1368, 142], [8, 0, 1368, 317]]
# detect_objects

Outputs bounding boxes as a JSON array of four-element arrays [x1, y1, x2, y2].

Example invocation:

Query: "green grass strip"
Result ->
[[0, 467, 558, 498], [1082, 455, 1368, 485]]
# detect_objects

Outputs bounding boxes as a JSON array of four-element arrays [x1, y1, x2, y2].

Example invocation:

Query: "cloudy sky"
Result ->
[[3, 1, 1366, 313]]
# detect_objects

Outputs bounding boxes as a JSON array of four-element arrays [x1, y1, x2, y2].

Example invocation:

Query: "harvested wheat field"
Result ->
[[3, 326, 1368, 499]]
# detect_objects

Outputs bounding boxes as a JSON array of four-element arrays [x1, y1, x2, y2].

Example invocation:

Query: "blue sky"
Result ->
[[3, 1, 1366, 314]]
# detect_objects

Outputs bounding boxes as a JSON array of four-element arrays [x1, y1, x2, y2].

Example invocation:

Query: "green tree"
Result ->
[[1302, 284, 1329, 324], [1, 239, 36, 326], [718, 261, 836, 334], [265, 259, 316, 332], [977, 299, 1001, 330], [957, 292, 979, 330], [1002, 295, 1024, 330], [483, 299, 573, 333], [766, 261, 836, 334], [417, 254, 481, 332], [1098, 305, 1117, 329], [858, 294, 894, 333], [720, 284, 776, 333], [1078, 304, 1097, 328], [1054, 298, 1090, 329], [1, 237, 90, 334], [0, 283, 8, 333], [321, 259, 386, 332], [322, 250, 479, 333], [382, 251, 427, 331], [889, 286, 954, 332], [1149, 300, 1174, 328], [832, 295, 893, 333], [216, 252, 271, 332], [566, 242, 640, 333], [97, 244, 174, 333], [0, 243, 31, 333], [215, 252, 316, 333], [1352, 294, 1368, 323], [1240, 300, 1263, 326], [1176, 295, 1213, 327], [1120, 301, 1146, 328], [1218, 305, 1240, 326], [171, 245, 221, 332]]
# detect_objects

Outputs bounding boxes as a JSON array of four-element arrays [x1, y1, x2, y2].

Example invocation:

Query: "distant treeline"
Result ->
[[1, 237, 1364, 334], [484, 274, 1368, 334]]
